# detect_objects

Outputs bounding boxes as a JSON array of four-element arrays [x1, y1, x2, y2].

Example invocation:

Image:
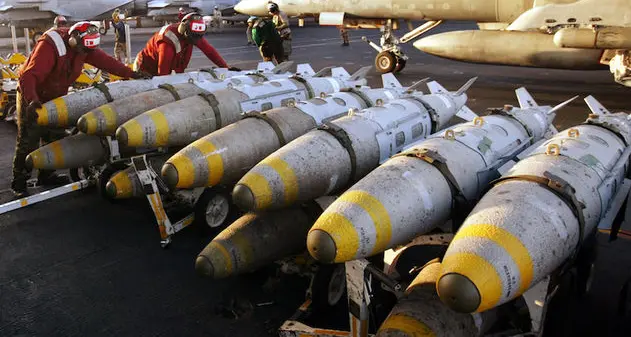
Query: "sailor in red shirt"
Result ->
[[12, 21, 148, 198], [178, 7, 187, 21], [133, 12, 238, 76]]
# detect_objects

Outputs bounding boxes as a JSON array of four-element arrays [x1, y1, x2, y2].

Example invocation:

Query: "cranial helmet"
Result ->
[[68, 21, 100, 50], [54, 15, 68, 27], [178, 12, 206, 42], [247, 16, 257, 24], [267, 2, 279, 13]]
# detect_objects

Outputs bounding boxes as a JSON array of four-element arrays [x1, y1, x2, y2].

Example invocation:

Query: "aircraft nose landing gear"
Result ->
[[362, 19, 442, 74]]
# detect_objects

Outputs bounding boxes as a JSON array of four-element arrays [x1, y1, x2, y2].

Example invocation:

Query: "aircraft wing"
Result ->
[[148, 0, 170, 9]]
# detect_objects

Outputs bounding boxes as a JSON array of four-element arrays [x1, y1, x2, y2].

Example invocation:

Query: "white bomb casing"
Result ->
[[438, 99, 631, 313], [307, 88, 577, 263]]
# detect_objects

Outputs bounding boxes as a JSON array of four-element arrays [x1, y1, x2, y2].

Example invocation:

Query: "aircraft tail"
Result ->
[[584, 95, 611, 115]]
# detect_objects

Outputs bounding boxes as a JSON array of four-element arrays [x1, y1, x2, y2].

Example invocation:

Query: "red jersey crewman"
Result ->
[[12, 21, 148, 198], [133, 12, 238, 76]]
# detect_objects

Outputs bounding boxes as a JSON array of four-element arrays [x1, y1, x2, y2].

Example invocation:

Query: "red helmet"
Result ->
[[178, 12, 206, 40], [69, 21, 101, 49]]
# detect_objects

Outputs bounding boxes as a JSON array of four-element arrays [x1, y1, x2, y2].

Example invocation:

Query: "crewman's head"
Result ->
[[53, 15, 68, 28], [68, 21, 101, 53], [178, 12, 206, 43], [247, 16, 257, 27], [267, 2, 279, 14], [179, 7, 186, 14], [112, 9, 122, 22]]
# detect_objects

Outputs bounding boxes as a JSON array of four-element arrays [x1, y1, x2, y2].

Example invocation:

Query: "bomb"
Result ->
[[438, 96, 631, 313], [161, 73, 419, 190], [35, 66, 262, 128], [195, 196, 337, 279], [75, 62, 300, 135], [116, 66, 371, 149], [307, 88, 577, 264], [232, 78, 478, 212]]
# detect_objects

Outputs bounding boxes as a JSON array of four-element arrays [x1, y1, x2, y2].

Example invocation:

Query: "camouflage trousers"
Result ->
[[340, 28, 349, 43], [260, 41, 286, 65], [11, 92, 65, 191]]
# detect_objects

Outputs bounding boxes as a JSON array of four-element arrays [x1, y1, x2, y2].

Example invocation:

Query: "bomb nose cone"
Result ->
[[232, 184, 256, 212], [161, 163, 179, 190], [116, 127, 129, 147], [76, 116, 89, 134], [25, 154, 34, 171], [195, 255, 215, 277], [307, 229, 337, 264], [437, 273, 481, 313], [105, 181, 118, 199]]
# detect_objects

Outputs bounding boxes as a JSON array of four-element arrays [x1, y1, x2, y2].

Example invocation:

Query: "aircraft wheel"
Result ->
[[394, 58, 407, 73], [375, 51, 397, 73], [99, 27, 107, 35]]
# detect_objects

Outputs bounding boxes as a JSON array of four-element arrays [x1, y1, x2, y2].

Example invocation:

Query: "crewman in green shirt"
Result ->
[[252, 18, 285, 64]]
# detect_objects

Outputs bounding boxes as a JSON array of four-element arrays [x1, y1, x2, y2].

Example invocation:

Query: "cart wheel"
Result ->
[[194, 188, 233, 234], [375, 51, 397, 73], [394, 58, 407, 73], [311, 263, 347, 311], [388, 245, 447, 284], [69, 166, 93, 182], [96, 163, 128, 202]]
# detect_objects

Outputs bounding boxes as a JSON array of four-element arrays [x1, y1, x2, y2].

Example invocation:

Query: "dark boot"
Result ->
[[11, 178, 28, 199]]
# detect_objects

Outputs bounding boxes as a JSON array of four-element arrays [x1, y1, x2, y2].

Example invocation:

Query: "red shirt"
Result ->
[[135, 24, 228, 76], [18, 28, 135, 103]]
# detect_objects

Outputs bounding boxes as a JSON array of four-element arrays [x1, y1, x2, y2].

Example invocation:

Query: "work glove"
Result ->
[[228, 66, 241, 72], [131, 71, 152, 79], [26, 100, 42, 124]]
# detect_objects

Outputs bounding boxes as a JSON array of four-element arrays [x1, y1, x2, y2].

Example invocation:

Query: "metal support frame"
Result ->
[[0, 179, 92, 215], [279, 228, 577, 337], [130, 154, 197, 248]]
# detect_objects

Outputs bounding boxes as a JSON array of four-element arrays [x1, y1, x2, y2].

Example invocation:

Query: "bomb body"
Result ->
[[195, 197, 336, 279], [162, 75, 409, 190], [438, 101, 631, 313], [307, 89, 576, 263], [232, 79, 477, 212], [377, 260, 495, 337], [77, 71, 296, 136], [35, 69, 250, 128], [116, 67, 370, 148]]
